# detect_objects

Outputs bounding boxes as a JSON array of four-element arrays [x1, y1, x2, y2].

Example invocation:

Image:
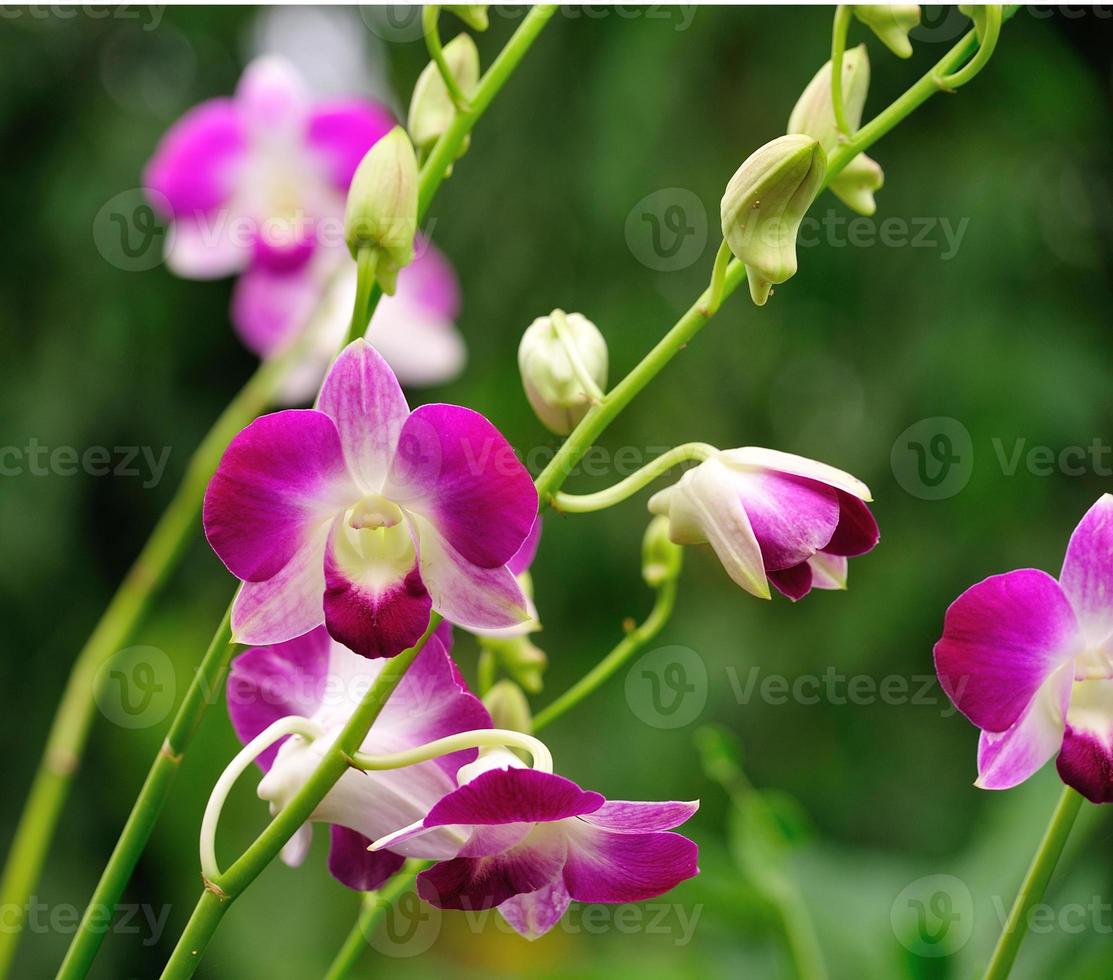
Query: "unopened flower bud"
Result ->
[[446, 4, 489, 30], [483, 679, 533, 733], [788, 44, 870, 153], [721, 135, 827, 306], [518, 310, 608, 435], [829, 152, 884, 216], [408, 34, 480, 153], [480, 634, 548, 694], [642, 515, 683, 588], [344, 127, 418, 294], [854, 4, 920, 59]]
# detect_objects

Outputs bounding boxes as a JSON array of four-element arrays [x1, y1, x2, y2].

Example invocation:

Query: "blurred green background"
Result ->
[[2, 5, 1112, 978]]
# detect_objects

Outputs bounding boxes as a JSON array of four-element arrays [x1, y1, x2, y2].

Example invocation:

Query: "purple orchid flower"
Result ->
[[203, 339, 538, 658], [370, 764, 699, 939], [648, 448, 878, 601], [146, 56, 466, 398], [227, 623, 492, 889], [935, 495, 1113, 803]]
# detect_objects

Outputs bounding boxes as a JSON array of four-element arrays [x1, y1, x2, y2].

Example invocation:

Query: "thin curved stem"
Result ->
[[552, 442, 717, 514], [830, 6, 854, 136], [533, 579, 678, 732], [982, 786, 1084, 980], [322, 861, 430, 980], [937, 5, 1003, 90], [200, 717, 323, 881], [350, 728, 553, 775], [344, 246, 379, 346], [701, 239, 733, 316], [423, 5, 470, 110]]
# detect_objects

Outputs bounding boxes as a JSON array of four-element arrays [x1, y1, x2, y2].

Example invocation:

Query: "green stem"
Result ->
[[937, 5, 1003, 89], [350, 728, 552, 775], [982, 786, 1084, 980], [322, 861, 429, 980], [159, 619, 441, 980], [418, 5, 558, 215], [55, 610, 237, 980], [533, 579, 678, 732], [830, 6, 853, 136], [0, 343, 300, 977], [701, 239, 732, 316], [551, 442, 716, 514], [344, 247, 380, 346], [423, 5, 471, 110]]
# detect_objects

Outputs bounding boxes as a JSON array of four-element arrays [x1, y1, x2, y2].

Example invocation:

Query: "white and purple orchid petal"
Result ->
[[976, 664, 1072, 790], [578, 800, 699, 834], [416, 825, 568, 911], [317, 339, 410, 492], [204, 409, 358, 582], [1060, 494, 1113, 651], [251, 231, 317, 275], [1057, 679, 1113, 803], [144, 98, 244, 220], [411, 516, 531, 630], [734, 469, 841, 572], [719, 447, 873, 501], [164, 215, 252, 280], [307, 100, 395, 190], [768, 562, 814, 602], [562, 827, 699, 904], [235, 55, 309, 134], [822, 491, 880, 557], [649, 460, 769, 600], [385, 405, 537, 569], [498, 877, 572, 940], [405, 239, 461, 320], [322, 514, 432, 660], [231, 261, 322, 358], [231, 526, 328, 645], [227, 626, 330, 770], [423, 769, 605, 829], [808, 553, 848, 591], [281, 822, 314, 867], [328, 825, 406, 892], [367, 293, 467, 388], [935, 569, 1082, 733], [508, 517, 542, 577]]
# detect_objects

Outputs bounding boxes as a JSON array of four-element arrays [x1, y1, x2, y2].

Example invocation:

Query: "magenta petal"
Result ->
[[976, 665, 1072, 790], [385, 405, 537, 569], [768, 562, 814, 601], [1057, 679, 1113, 803], [578, 800, 699, 834], [740, 472, 840, 572], [417, 828, 567, 910], [144, 98, 244, 219], [424, 769, 604, 829], [508, 517, 542, 577], [404, 240, 461, 320], [204, 409, 357, 582], [934, 569, 1081, 733], [563, 828, 699, 904], [227, 626, 330, 770], [323, 517, 432, 660], [235, 55, 308, 132], [317, 339, 410, 492], [328, 825, 405, 892], [498, 878, 572, 940], [822, 491, 879, 557], [1060, 494, 1113, 649], [307, 100, 396, 190], [231, 262, 321, 358]]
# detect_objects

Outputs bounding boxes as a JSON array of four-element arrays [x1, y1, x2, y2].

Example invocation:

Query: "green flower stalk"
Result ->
[[720, 135, 827, 306]]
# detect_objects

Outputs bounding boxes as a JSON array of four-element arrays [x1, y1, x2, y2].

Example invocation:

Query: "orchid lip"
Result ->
[[348, 494, 404, 530]]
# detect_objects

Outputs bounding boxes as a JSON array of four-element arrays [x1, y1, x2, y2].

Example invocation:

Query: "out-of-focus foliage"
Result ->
[[1, 6, 1111, 978]]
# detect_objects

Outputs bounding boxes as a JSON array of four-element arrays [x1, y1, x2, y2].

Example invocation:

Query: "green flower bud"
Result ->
[[830, 152, 884, 217], [483, 679, 533, 733], [721, 135, 827, 306], [408, 33, 480, 153], [642, 515, 683, 589], [343, 127, 418, 295], [853, 4, 920, 59], [518, 310, 608, 435], [788, 44, 871, 153], [446, 4, 489, 31], [480, 634, 548, 694]]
